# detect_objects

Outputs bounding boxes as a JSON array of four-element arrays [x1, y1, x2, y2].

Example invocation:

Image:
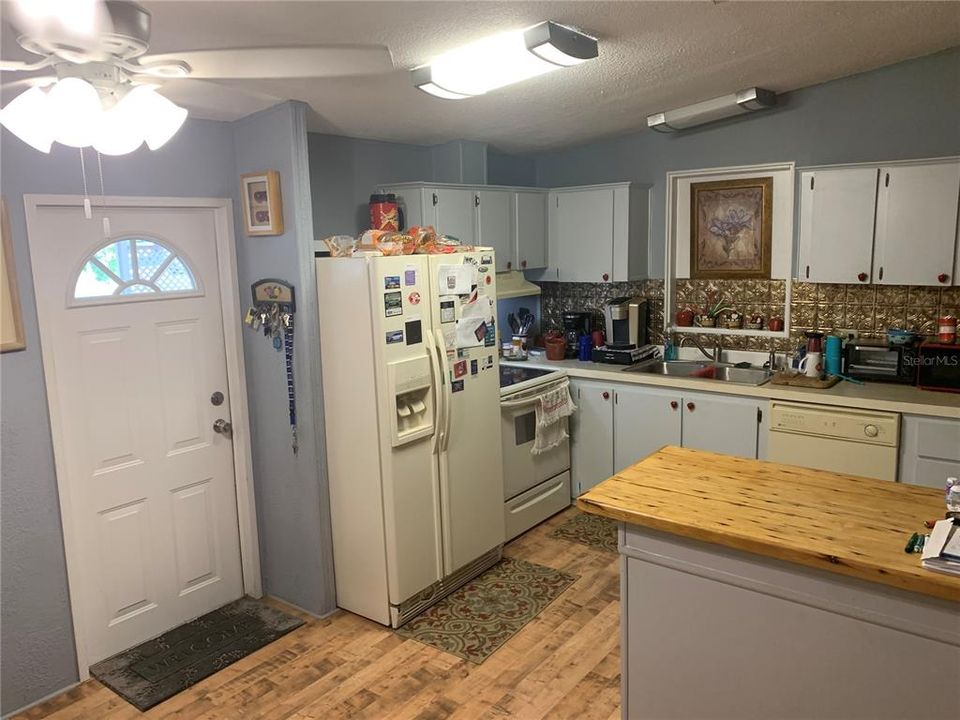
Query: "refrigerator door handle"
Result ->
[[424, 328, 445, 455], [435, 330, 454, 452]]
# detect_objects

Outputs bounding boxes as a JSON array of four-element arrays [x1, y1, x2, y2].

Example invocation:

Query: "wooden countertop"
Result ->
[[577, 446, 960, 602]]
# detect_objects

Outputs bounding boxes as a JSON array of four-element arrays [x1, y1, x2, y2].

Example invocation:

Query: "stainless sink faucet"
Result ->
[[678, 334, 722, 363]]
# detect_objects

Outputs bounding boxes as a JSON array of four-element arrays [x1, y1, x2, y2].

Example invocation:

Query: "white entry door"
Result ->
[[28, 201, 245, 666]]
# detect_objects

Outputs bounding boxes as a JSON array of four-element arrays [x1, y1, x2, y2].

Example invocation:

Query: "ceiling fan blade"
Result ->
[[154, 79, 285, 122], [1, 75, 57, 96], [138, 46, 393, 80]]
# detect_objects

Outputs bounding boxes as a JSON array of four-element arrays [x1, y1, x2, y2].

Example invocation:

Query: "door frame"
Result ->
[[23, 194, 261, 679]]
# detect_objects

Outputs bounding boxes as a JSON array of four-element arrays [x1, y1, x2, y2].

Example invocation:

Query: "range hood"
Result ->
[[496, 270, 541, 299]]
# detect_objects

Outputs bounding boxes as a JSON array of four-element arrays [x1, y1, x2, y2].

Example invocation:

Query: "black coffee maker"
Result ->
[[562, 311, 592, 359]]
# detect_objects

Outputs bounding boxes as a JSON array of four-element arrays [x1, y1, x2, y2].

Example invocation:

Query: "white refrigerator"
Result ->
[[316, 251, 504, 627]]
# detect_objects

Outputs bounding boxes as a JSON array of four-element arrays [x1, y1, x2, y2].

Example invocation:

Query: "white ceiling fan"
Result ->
[[0, 0, 394, 154]]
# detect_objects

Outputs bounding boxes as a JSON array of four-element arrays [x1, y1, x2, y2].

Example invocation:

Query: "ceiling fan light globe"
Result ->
[[122, 87, 188, 150], [46, 77, 103, 148], [92, 95, 145, 155], [0, 86, 54, 152]]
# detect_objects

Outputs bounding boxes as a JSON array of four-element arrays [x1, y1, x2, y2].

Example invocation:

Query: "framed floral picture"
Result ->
[[1, 197, 26, 352], [241, 170, 284, 236], [690, 176, 772, 279]]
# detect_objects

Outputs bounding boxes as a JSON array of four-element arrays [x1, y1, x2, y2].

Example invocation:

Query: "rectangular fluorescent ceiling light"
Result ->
[[412, 21, 598, 99], [647, 88, 776, 132]]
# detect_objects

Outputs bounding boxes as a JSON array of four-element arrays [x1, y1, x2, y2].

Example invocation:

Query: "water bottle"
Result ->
[[947, 477, 960, 513]]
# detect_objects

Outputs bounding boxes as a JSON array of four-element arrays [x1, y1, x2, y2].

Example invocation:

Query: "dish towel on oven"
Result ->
[[532, 379, 576, 455]]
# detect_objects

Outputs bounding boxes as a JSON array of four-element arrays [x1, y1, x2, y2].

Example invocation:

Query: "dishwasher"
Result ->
[[768, 401, 900, 481]]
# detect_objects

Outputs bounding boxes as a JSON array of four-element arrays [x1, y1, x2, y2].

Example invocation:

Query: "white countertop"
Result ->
[[503, 357, 960, 419]]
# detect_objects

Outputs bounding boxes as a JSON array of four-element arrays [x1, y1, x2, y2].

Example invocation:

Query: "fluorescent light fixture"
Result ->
[[412, 21, 598, 99], [0, 79, 189, 155], [647, 88, 777, 133]]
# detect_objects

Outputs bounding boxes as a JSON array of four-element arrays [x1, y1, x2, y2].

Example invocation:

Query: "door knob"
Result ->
[[213, 419, 233, 438], [857, 272, 868, 282], [670, 401, 678, 410], [602, 391, 610, 400], [686, 402, 695, 412], [938, 273, 949, 284], [602, 273, 609, 281]]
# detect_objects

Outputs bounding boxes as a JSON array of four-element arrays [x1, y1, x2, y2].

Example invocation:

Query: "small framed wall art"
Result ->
[[241, 170, 284, 236], [1, 197, 26, 352], [690, 176, 772, 279]]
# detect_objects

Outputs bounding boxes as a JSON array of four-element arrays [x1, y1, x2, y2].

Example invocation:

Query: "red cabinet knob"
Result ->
[[686, 402, 695, 411], [602, 391, 610, 400], [938, 273, 949, 284], [670, 401, 678, 410], [602, 273, 609, 282], [857, 272, 868, 282], [506, 261, 512, 269], [521, 260, 527, 269]]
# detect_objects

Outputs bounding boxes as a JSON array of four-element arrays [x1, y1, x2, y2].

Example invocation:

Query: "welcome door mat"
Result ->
[[90, 597, 304, 711], [549, 512, 619, 553], [397, 557, 576, 664]]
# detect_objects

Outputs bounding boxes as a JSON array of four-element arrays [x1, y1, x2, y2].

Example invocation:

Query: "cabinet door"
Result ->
[[475, 190, 513, 272], [553, 189, 614, 283], [428, 187, 477, 246], [874, 162, 960, 286], [797, 168, 878, 284], [570, 380, 615, 497], [614, 386, 682, 472], [681, 392, 760, 459], [515, 191, 547, 271]]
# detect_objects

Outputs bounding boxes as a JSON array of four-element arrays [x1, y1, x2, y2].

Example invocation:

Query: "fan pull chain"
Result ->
[[96, 151, 111, 238], [79, 148, 92, 220]]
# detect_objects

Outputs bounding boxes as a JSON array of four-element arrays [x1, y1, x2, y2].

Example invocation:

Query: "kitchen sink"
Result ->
[[624, 360, 772, 386]]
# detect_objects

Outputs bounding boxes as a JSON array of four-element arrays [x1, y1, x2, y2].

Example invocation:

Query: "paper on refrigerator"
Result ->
[[454, 296, 494, 348], [438, 263, 477, 295]]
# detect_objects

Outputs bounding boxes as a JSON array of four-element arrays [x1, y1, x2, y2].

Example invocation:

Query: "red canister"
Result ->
[[938, 315, 958, 344], [369, 193, 400, 231]]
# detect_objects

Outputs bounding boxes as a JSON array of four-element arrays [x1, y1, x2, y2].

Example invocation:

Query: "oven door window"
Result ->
[[514, 410, 536, 447]]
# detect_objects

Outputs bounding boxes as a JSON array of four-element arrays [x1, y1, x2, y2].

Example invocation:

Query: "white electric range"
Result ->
[[499, 363, 572, 540]]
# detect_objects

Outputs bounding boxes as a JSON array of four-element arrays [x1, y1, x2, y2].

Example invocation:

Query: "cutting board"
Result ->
[[770, 372, 841, 389]]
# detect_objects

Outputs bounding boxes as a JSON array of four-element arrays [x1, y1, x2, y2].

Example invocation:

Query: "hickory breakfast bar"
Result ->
[[578, 446, 960, 720]]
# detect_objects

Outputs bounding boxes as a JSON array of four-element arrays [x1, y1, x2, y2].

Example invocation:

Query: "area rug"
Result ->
[[397, 557, 576, 663], [90, 597, 304, 711], [549, 511, 619, 553]]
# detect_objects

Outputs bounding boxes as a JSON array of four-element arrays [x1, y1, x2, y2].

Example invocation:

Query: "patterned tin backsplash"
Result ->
[[538, 280, 960, 352]]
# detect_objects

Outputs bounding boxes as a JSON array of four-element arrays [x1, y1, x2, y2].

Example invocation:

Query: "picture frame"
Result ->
[[690, 176, 772, 279], [240, 170, 284, 236], [1, 197, 26, 352]]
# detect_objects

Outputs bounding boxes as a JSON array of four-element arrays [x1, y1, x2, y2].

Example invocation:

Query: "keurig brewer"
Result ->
[[592, 297, 650, 364]]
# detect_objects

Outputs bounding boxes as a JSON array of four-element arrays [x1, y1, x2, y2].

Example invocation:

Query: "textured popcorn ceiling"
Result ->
[[4, 1, 959, 151]]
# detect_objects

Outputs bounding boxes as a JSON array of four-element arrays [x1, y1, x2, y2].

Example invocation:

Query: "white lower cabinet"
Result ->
[[681, 391, 763, 459], [614, 386, 682, 472], [570, 379, 615, 497], [899, 414, 960, 489], [571, 380, 765, 497]]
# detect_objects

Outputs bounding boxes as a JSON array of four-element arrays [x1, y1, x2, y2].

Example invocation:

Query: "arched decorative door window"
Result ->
[[72, 237, 199, 302]]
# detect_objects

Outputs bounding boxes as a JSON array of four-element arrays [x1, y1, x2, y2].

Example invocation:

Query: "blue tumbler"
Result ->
[[825, 335, 842, 376], [578, 335, 592, 361]]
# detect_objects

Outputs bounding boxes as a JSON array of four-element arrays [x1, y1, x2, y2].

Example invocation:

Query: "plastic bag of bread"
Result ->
[[357, 229, 406, 256], [322, 235, 358, 257]]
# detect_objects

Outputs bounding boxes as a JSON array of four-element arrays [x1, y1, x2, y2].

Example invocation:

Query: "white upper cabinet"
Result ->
[[549, 183, 649, 283], [873, 161, 960, 286], [797, 168, 878, 284], [796, 158, 960, 286], [514, 191, 547, 271], [429, 187, 477, 246], [475, 189, 512, 271]]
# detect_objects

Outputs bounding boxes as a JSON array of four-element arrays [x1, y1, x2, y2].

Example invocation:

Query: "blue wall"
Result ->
[[0, 118, 238, 714], [530, 48, 960, 276]]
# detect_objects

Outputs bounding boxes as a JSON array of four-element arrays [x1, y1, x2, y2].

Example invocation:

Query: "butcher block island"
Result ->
[[578, 447, 959, 720]]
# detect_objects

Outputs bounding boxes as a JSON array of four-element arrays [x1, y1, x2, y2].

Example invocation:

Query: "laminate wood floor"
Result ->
[[15, 507, 621, 720]]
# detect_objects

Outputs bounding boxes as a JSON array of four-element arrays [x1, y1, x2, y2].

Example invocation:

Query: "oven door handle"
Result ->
[[500, 378, 571, 408]]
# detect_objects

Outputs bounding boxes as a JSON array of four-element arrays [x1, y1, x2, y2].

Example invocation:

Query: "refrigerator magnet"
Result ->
[[453, 360, 467, 379], [470, 359, 478, 375], [451, 380, 464, 393], [384, 291, 402, 317], [384, 275, 401, 290], [439, 297, 457, 324], [404, 267, 416, 286], [385, 330, 404, 344], [408, 291, 421, 306]]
